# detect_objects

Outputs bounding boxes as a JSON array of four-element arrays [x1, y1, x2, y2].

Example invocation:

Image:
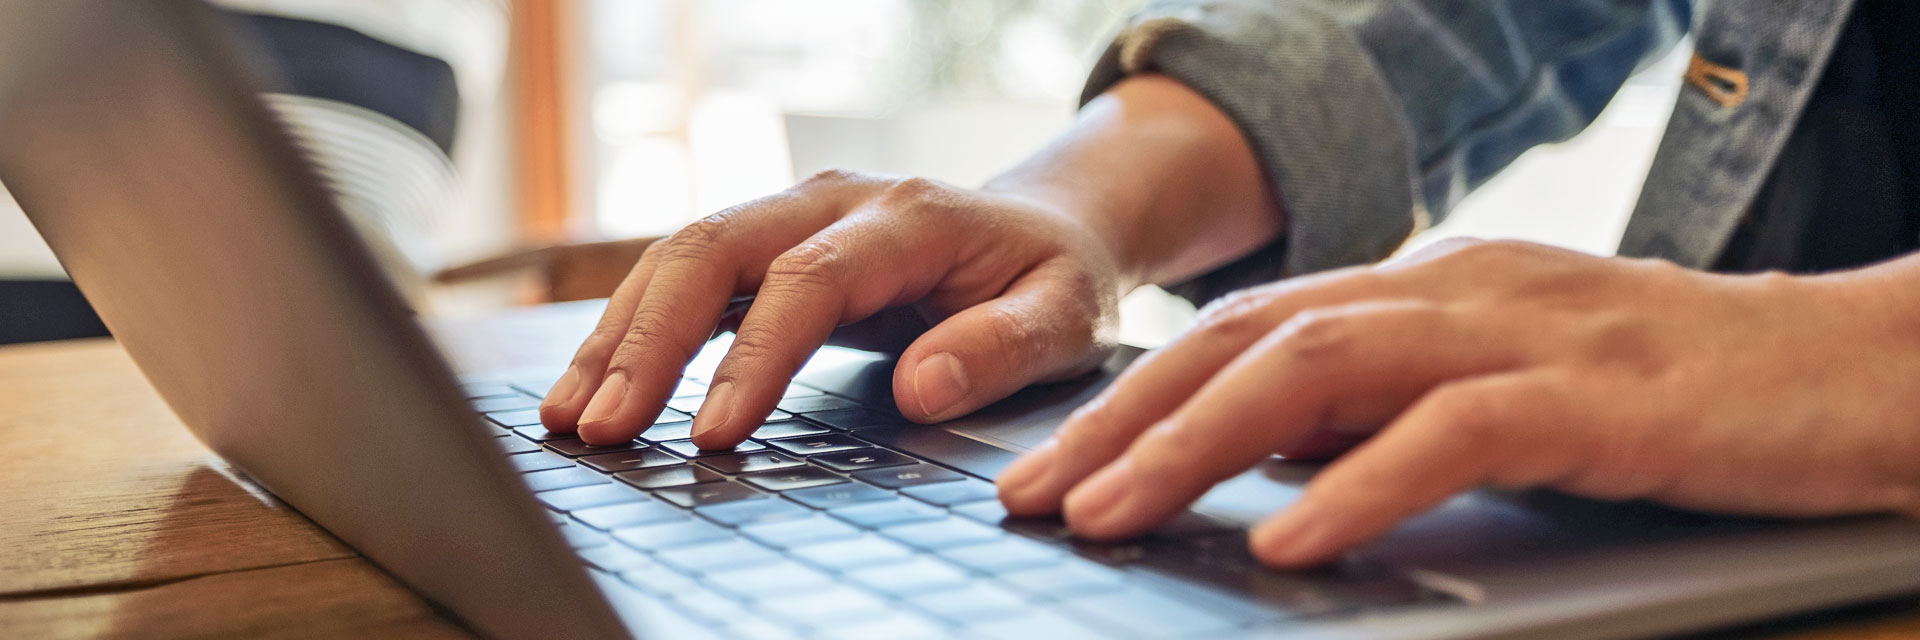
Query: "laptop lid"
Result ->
[[0, 2, 629, 637]]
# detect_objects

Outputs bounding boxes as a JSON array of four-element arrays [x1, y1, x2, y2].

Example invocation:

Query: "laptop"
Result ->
[[5, 1, 1920, 638]]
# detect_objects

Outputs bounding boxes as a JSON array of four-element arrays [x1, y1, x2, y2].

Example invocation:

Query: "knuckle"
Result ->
[[875, 176, 954, 212], [613, 306, 696, 365], [765, 241, 843, 290], [724, 332, 807, 376], [1193, 291, 1274, 340], [664, 215, 737, 257], [1423, 383, 1509, 447], [800, 167, 865, 188], [1269, 309, 1365, 367]]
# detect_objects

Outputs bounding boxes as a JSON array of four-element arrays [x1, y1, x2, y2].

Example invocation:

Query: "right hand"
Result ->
[[538, 170, 1133, 447]]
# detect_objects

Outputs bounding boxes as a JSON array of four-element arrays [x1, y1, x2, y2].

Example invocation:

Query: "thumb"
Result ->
[[893, 268, 1114, 422]]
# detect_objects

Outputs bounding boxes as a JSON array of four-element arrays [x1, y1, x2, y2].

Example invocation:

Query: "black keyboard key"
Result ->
[[484, 408, 543, 427], [800, 407, 900, 431], [764, 434, 867, 456], [655, 539, 780, 574], [1056, 587, 1240, 638], [739, 516, 861, 549], [512, 425, 580, 442], [776, 394, 861, 414], [659, 438, 765, 458], [652, 481, 767, 508], [704, 560, 836, 599], [665, 396, 705, 414], [782, 383, 825, 399], [558, 524, 612, 549], [672, 379, 708, 398], [579, 449, 682, 473], [538, 483, 650, 512], [844, 557, 971, 596], [507, 450, 574, 473], [737, 467, 846, 492], [879, 517, 1004, 550], [900, 478, 997, 506], [828, 498, 947, 528], [522, 466, 610, 492], [547, 438, 647, 458], [696, 450, 805, 475], [908, 581, 1030, 623], [809, 447, 914, 473], [747, 419, 830, 441], [493, 435, 541, 454], [577, 544, 655, 572], [938, 537, 1063, 573], [783, 483, 894, 510], [612, 519, 730, 552], [638, 420, 694, 442], [472, 395, 540, 413], [853, 463, 965, 489], [998, 560, 1127, 597], [697, 498, 812, 527], [615, 464, 722, 490], [757, 586, 891, 628], [787, 534, 915, 570], [572, 501, 688, 530]]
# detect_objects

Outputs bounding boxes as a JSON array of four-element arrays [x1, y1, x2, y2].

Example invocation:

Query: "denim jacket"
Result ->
[[1085, 1, 1860, 302]]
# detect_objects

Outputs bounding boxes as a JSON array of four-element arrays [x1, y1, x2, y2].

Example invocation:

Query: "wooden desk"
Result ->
[[3, 306, 1919, 639]]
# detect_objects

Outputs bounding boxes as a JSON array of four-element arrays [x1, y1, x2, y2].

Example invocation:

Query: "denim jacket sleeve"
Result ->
[[1083, 0, 1692, 304]]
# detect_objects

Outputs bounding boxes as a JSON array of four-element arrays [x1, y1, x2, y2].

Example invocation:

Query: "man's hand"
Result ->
[[996, 239, 1920, 568], [538, 171, 1130, 447]]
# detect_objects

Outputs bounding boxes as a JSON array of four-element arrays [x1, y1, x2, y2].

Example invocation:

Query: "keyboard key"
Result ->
[[966, 609, 1107, 640], [998, 560, 1126, 597], [739, 516, 861, 549], [512, 425, 582, 442], [844, 556, 971, 596], [764, 434, 868, 456], [493, 436, 540, 454], [484, 408, 543, 427], [900, 479, 997, 506], [782, 383, 825, 399], [652, 481, 767, 508], [506, 451, 574, 474], [784, 483, 894, 510], [800, 407, 900, 431], [473, 395, 540, 413], [615, 464, 722, 490], [809, 447, 915, 473], [672, 586, 754, 624], [949, 499, 1009, 524], [757, 586, 890, 628], [789, 534, 915, 570], [538, 483, 649, 512], [704, 560, 836, 599], [738, 467, 846, 492], [665, 396, 705, 414], [672, 379, 708, 397], [462, 382, 518, 399], [618, 564, 700, 596], [522, 466, 610, 492], [747, 419, 830, 441], [638, 420, 694, 442], [572, 501, 687, 530], [853, 464, 965, 489], [558, 524, 611, 549], [908, 581, 1029, 622], [697, 450, 805, 475], [655, 539, 779, 574], [776, 394, 861, 414], [547, 438, 646, 458], [612, 518, 729, 552], [579, 449, 683, 473], [834, 612, 951, 640], [696, 498, 812, 526], [829, 499, 947, 528], [577, 544, 655, 572], [1056, 587, 1239, 637], [880, 518, 1004, 550], [659, 438, 765, 458], [938, 537, 1063, 573]]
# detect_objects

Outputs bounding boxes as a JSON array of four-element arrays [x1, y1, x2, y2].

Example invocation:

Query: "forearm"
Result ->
[[983, 74, 1283, 291]]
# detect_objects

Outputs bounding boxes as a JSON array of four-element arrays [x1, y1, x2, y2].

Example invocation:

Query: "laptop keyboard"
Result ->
[[465, 376, 1451, 639]]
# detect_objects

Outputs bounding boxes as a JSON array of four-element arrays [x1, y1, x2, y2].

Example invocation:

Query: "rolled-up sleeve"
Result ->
[[1084, 0, 1691, 304]]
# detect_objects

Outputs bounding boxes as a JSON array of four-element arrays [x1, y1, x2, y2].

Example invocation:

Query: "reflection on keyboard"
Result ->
[[465, 375, 1449, 639]]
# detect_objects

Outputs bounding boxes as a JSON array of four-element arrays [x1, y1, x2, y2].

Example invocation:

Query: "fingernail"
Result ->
[[690, 381, 735, 440], [541, 366, 581, 410], [913, 352, 969, 419], [1064, 457, 1135, 535], [579, 371, 630, 426]]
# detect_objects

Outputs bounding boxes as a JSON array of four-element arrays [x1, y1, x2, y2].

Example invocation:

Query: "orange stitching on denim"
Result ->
[[1686, 52, 1749, 108]]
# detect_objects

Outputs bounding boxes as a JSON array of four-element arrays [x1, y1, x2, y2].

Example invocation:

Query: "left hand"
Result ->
[[995, 238, 1920, 568]]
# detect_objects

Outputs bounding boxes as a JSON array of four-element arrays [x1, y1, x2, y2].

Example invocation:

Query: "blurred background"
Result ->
[[0, 0, 1690, 347]]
